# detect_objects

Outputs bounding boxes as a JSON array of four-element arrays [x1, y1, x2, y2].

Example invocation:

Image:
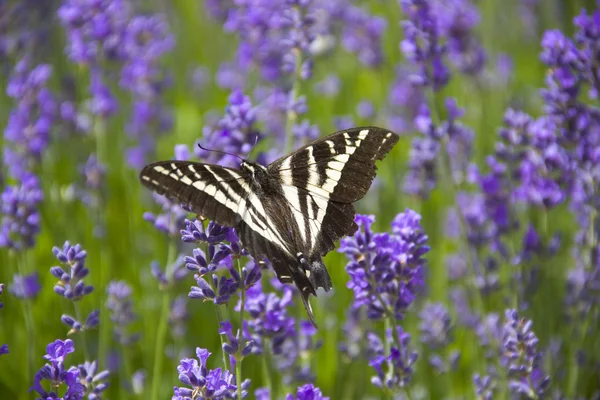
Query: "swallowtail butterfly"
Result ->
[[140, 127, 399, 326]]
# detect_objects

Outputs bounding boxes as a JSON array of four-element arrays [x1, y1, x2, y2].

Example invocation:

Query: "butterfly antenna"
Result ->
[[197, 142, 245, 163]]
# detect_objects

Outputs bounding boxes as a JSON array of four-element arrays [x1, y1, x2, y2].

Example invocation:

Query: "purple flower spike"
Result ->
[[51, 241, 94, 301], [340, 210, 429, 320], [61, 310, 100, 335], [219, 320, 254, 358], [369, 326, 418, 389], [0, 175, 43, 250], [419, 303, 453, 349], [106, 281, 139, 345], [78, 360, 110, 398], [173, 348, 250, 399], [9, 272, 41, 299], [502, 310, 550, 398], [4, 59, 55, 181], [473, 374, 496, 400], [286, 384, 329, 400]]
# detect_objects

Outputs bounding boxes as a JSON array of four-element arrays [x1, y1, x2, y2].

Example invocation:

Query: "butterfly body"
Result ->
[[140, 127, 399, 326]]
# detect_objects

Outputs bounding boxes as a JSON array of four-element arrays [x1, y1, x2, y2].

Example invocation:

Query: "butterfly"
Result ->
[[140, 126, 399, 327]]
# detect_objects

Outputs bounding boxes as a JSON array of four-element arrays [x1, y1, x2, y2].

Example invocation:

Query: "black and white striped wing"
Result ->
[[267, 126, 399, 255], [139, 161, 249, 227]]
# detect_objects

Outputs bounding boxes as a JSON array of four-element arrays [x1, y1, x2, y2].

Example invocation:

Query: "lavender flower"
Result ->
[[340, 210, 429, 320], [151, 256, 189, 288], [242, 281, 296, 355], [502, 309, 550, 398], [76, 154, 106, 207], [0, 344, 8, 356], [143, 192, 188, 237], [0, 283, 4, 309], [61, 310, 100, 335], [473, 374, 496, 400], [0, 173, 43, 250], [255, 388, 271, 400], [4, 59, 55, 179], [30, 339, 84, 400], [338, 6, 386, 67], [173, 348, 250, 399], [369, 326, 418, 389], [50, 241, 94, 301], [285, 384, 329, 400], [106, 281, 139, 345], [8, 271, 41, 299], [77, 360, 110, 399], [196, 90, 259, 167], [218, 321, 253, 359], [404, 99, 473, 198], [400, 0, 450, 90], [31, 339, 108, 399], [121, 14, 174, 169], [57, 0, 131, 65], [419, 303, 453, 349]]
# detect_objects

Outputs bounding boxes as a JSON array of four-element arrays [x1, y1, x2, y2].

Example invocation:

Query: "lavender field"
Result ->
[[1, 0, 599, 399]]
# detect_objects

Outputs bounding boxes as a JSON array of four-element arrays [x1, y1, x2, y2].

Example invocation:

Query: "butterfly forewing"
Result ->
[[139, 161, 248, 227]]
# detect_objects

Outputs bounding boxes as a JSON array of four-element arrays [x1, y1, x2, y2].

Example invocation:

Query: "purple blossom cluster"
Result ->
[[50, 241, 100, 334], [8, 271, 42, 299], [30, 339, 109, 400], [173, 348, 250, 400], [106, 280, 139, 345], [396, 0, 481, 197], [183, 220, 261, 305], [340, 210, 429, 320], [340, 210, 427, 391], [501, 310, 549, 398], [58, 0, 174, 169], [1, 58, 54, 249]]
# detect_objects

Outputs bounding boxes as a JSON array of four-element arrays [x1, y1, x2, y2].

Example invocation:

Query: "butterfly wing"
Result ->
[[267, 126, 399, 256], [139, 161, 249, 227]]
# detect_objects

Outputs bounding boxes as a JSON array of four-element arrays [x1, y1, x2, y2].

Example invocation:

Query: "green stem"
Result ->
[[14, 251, 35, 377], [94, 117, 110, 367], [215, 304, 230, 371], [73, 301, 90, 361], [150, 242, 176, 400], [236, 258, 245, 400], [150, 290, 171, 400], [236, 355, 243, 400], [261, 341, 274, 395]]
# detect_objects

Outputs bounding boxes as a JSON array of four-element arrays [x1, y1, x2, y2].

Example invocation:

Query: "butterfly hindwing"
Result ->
[[139, 161, 247, 227]]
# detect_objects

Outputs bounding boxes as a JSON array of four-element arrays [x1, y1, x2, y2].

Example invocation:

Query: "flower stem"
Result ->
[[215, 304, 230, 371], [14, 251, 35, 377], [73, 301, 90, 360], [150, 241, 175, 400], [261, 339, 274, 395], [236, 258, 245, 400]]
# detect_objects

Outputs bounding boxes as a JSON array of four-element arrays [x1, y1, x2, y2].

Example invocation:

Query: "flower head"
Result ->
[[286, 384, 329, 400], [9, 271, 41, 299], [106, 281, 139, 345], [340, 210, 429, 320], [173, 348, 249, 399], [50, 241, 94, 301]]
